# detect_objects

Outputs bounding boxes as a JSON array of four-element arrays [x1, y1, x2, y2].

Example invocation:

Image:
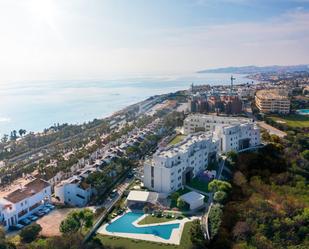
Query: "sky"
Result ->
[[0, 0, 309, 82]]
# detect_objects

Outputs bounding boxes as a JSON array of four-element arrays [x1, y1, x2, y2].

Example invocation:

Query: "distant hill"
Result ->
[[197, 65, 309, 74]]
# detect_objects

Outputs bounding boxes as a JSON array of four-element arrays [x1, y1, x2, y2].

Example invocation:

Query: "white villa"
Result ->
[[0, 177, 51, 230]]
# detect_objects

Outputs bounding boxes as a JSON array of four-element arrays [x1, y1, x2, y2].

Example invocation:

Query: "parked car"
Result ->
[[19, 218, 31, 225], [45, 204, 55, 210], [40, 207, 50, 214], [28, 215, 38, 221], [9, 224, 24, 230], [35, 211, 45, 217], [109, 189, 118, 198]]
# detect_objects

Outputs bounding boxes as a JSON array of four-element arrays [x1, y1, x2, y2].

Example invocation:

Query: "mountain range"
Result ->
[[197, 65, 309, 74]]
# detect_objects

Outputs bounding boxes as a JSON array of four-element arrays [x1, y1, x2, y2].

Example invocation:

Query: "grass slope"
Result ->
[[138, 215, 177, 225], [270, 114, 309, 128]]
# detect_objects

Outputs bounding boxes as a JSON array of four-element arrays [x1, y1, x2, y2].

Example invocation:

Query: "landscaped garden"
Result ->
[[187, 177, 209, 193], [169, 187, 191, 209], [168, 135, 186, 146], [138, 212, 184, 225]]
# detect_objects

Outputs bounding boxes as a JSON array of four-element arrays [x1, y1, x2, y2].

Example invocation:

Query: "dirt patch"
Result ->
[[37, 208, 77, 237]]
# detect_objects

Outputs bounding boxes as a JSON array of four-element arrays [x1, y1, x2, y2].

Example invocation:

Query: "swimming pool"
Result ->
[[297, 109, 309, 115], [106, 212, 180, 240]]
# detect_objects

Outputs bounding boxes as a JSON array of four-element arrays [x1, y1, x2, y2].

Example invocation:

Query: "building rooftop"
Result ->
[[185, 114, 252, 124], [2, 178, 50, 204], [256, 89, 289, 100], [127, 190, 158, 203], [155, 132, 213, 159], [180, 191, 204, 203]]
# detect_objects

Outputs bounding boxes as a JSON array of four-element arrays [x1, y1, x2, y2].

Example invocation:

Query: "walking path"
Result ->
[[83, 177, 133, 243], [257, 121, 287, 138], [201, 158, 225, 240]]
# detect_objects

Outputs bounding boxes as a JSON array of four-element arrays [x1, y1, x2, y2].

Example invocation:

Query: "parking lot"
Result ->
[[36, 208, 77, 237]]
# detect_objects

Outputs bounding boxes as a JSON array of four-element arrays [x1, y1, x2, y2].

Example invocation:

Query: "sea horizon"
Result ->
[[0, 73, 254, 136]]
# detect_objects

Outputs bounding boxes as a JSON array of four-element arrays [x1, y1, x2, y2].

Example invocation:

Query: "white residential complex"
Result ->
[[144, 132, 218, 193], [144, 114, 260, 193], [0, 178, 51, 230], [184, 114, 260, 152]]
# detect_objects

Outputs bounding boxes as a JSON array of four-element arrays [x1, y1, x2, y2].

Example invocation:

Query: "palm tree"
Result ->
[[10, 130, 17, 140], [19, 129, 26, 137]]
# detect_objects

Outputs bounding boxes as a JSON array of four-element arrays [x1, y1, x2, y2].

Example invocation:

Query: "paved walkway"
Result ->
[[257, 121, 287, 138], [201, 158, 225, 240]]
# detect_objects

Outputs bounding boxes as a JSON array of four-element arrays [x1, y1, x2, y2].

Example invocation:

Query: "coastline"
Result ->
[[0, 73, 254, 136]]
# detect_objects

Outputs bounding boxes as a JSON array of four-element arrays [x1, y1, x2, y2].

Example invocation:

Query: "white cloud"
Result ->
[[0, 117, 11, 123]]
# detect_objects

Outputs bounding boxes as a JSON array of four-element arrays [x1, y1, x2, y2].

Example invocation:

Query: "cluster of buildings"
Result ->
[[189, 94, 243, 115], [255, 89, 290, 114], [143, 114, 260, 194], [0, 177, 51, 230], [54, 118, 164, 207]]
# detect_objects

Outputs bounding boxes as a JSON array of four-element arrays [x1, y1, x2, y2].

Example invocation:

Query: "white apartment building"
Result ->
[[0, 178, 51, 230], [54, 177, 92, 207], [183, 114, 260, 152], [144, 132, 219, 193]]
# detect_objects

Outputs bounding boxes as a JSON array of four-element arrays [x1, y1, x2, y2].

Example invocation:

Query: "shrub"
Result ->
[[214, 191, 227, 203], [209, 204, 223, 239], [20, 223, 42, 243]]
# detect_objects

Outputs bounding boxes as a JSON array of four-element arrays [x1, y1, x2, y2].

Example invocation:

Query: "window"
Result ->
[[151, 166, 154, 177], [151, 179, 154, 188]]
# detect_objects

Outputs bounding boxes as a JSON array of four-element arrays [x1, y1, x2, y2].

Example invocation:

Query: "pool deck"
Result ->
[[97, 212, 199, 245]]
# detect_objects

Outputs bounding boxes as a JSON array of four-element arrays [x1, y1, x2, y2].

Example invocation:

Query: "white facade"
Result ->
[[0, 178, 51, 230], [54, 176, 92, 207], [214, 122, 260, 152], [144, 133, 219, 194], [54, 165, 97, 207], [144, 114, 261, 194], [183, 114, 260, 152]]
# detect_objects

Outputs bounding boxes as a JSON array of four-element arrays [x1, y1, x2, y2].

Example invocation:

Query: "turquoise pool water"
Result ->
[[106, 212, 180, 240], [297, 109, 309, 115]]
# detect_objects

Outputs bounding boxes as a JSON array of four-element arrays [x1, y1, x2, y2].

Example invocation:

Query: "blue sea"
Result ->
[[0, 73, 253, 135]]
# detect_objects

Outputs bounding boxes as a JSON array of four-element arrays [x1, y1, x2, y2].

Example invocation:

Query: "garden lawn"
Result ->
[[138, 215, 177, 225], [168, 135, 186, 146], [187, 178, 209, 193], [96, 221, 194, 249], [269, 115, 309, 128]]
